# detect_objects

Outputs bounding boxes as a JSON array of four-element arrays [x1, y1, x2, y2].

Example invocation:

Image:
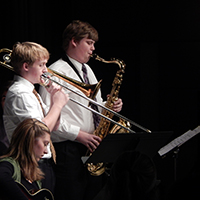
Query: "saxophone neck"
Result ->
[[91, 54, 126, 70]]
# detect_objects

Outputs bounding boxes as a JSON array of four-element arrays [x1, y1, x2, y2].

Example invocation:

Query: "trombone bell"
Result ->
[[45, 68, 102, 99]]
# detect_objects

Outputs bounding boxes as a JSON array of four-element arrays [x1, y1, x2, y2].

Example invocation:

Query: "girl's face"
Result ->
[[33, 132, 50, 161]]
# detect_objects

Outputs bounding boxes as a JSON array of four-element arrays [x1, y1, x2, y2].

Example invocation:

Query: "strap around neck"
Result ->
[[62, 53, 84, 83]]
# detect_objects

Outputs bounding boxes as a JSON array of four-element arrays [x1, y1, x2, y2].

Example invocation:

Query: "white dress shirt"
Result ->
[[3, 75, 51, 158], [39, 56, 104, 143]]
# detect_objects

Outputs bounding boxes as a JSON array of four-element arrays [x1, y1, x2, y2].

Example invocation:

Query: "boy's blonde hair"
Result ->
[[11, 42, 50, 75]]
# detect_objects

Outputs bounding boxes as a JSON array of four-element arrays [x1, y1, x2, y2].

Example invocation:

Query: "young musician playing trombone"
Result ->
[[39, 20, 123, 200], [3, 42, 69, 194]]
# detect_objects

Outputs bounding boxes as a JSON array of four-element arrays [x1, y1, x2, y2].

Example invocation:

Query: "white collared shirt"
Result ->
[[39, 56, 104, 143], [3, 75, 51, 158]]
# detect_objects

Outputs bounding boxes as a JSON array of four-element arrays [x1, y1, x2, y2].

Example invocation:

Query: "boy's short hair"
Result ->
[[62, 20, 99, 52], [11, 42, 50, 75]]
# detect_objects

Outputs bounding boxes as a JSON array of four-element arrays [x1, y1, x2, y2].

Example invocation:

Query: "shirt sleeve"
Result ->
[[39, 86, 80, 141], [0, 161, 28, 200], [55, 115, 80, 141]]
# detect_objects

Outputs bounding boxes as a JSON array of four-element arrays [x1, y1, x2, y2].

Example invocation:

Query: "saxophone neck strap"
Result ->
[[61, 53, 84, 83]]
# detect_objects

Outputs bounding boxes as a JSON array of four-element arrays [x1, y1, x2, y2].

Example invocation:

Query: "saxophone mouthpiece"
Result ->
[[91, 53, 98, 59]]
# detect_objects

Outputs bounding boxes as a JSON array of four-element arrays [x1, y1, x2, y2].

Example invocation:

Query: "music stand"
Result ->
[[82, 133, 139, 164], [135, 131, 173, 158], [82, 131, 173, 165], [158, 126, 200, 181]]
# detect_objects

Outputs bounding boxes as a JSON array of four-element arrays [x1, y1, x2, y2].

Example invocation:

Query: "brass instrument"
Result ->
[[92, 54, 131, 136], [0, 48, 101, 100], [0, 48, 149, 133], [86, 54, 131, 176], [46, 68, 102, 100]]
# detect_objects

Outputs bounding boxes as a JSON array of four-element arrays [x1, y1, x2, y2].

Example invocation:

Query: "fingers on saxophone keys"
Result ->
[[88, 145, 93, 153], [89, 136, 101, 152]]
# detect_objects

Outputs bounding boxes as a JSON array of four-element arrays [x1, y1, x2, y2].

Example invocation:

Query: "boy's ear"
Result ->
[[71, 37, 78, 47], [22, 63, 29, 71]]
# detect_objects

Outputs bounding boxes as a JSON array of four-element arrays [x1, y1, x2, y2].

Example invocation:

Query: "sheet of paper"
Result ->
[[158, 126, 200, 156]]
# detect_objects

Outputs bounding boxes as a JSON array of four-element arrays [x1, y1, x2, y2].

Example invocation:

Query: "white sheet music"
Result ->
[[158, 126, 200, 156]]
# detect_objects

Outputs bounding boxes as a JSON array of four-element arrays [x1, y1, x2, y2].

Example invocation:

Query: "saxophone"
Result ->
[[87, 54, 130, 176]]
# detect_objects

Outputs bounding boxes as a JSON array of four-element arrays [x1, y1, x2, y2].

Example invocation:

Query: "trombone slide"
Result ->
[[42, 74, 150, 134]]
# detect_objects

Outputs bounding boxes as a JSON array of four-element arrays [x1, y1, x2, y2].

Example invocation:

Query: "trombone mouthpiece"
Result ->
[[40, 74, 50, 87], [41, 74, 48, 78]]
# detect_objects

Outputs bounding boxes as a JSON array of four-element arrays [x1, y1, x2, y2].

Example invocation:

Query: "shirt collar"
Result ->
[[67, 55, 84, 74], [14, 75, 35, 91]]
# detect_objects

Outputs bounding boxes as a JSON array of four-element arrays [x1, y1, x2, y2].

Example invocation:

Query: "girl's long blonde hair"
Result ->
[[1, 118, 52, 182]]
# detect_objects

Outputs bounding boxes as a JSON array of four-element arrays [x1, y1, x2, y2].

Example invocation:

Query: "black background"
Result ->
[[1, 0, 200, 196]]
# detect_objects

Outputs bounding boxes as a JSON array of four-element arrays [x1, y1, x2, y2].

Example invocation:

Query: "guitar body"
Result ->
[[16, 181, 54, 200]]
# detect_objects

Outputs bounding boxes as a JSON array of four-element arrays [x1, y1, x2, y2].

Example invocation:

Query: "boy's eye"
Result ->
[[44, 142, 49, 146], [87, 41, 94, 45]]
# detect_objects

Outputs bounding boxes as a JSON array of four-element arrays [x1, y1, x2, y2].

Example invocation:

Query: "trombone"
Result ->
[[0, 48, 151, 133]]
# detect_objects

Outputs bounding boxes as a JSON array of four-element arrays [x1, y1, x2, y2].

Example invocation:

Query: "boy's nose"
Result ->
[[43, 65, 48, 73]]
